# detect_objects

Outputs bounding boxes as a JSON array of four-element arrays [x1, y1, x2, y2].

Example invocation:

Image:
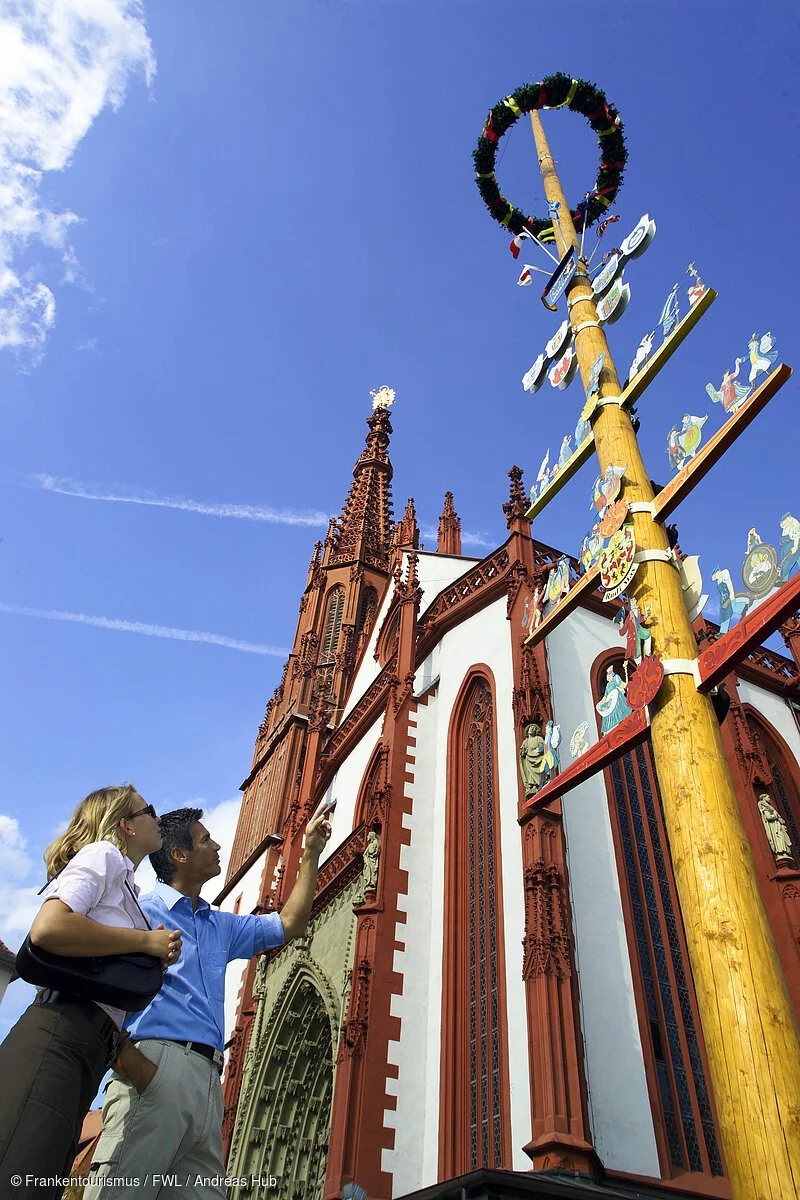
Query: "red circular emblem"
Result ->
[[626, 654, 664, 709]]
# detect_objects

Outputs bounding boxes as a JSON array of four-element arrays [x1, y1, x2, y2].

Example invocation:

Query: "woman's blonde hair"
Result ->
[[44, 784, 143, 879]]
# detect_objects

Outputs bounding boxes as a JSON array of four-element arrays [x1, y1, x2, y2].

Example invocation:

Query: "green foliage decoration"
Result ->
[[473, 74, 627, 239]]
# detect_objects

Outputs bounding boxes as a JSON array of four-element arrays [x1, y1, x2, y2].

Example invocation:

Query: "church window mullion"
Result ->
[[633, 744, 723, 1175]]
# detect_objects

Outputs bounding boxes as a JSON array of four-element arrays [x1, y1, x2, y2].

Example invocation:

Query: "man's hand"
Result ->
[[114, 1041, 158, 1095], [145, 924, 182, 964], [305, 800, 333, 858]]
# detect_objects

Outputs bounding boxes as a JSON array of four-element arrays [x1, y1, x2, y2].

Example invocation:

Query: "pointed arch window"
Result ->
[[320, 587, 345, 664], [593, 652, 724, 1182], [356, 586, 378, 648], [440, 671, 511, 1176], [747, 712, 800, 853]]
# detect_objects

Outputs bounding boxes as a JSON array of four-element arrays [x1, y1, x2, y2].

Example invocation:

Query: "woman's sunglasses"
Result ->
[[129, 803, 158, 820]]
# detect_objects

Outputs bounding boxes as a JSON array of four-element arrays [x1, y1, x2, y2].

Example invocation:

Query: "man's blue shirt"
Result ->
[[126, 881, 285, 1051]]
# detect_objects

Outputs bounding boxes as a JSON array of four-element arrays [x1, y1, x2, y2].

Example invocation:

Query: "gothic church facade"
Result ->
[[214, 403, 800, 1200]]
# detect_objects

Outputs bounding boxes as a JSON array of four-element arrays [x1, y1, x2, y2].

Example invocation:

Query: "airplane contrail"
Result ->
[[0, 602, 289, 657], [31, 474, 332, 528]]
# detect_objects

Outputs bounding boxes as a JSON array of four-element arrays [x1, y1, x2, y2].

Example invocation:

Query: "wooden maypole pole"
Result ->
[[530, 110, 800, 1200]]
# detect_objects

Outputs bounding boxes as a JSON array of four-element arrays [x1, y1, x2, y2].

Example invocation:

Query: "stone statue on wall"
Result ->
[[758, 793, 794, 863], [356, 829, 381, 903], [519, 722, 547, 796]]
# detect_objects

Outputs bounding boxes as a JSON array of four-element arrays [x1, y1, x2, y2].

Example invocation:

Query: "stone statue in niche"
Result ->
[[758, 793, 794, 863], [356, 829, 381, 903], [519, 722, 547, 796]]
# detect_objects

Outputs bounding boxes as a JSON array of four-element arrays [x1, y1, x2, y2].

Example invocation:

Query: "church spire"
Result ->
[[332, 394, 395, 569], [437, 491, 462, 556], [394, 497, 420, 551]]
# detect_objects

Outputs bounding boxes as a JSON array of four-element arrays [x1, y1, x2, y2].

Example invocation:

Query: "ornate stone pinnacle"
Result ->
[[503, 465, 529, 527]]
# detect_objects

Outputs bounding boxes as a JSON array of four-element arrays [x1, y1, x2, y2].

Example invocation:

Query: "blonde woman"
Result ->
[[0, 785, 182, 1200]]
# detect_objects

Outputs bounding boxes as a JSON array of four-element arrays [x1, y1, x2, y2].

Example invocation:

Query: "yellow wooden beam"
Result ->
[[525, 435, 594, 521]]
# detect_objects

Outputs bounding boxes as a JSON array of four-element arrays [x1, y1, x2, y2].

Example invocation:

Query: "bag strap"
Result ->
[[124, 880, 153, 932]]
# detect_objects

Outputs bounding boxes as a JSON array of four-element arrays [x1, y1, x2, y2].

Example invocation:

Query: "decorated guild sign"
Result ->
[[597, 277, 631, 324], [600, 526, 638, 600], [548, 343, 578, 390], [541, 245, 578, 312]]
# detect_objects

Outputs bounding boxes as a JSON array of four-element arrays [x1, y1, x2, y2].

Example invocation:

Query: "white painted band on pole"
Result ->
[[573, 320, 602, 334], [628, 501, 657, 517], [660, 658, 702, 687], [633, 548, 676, 566], [596, 394, 625, 407]]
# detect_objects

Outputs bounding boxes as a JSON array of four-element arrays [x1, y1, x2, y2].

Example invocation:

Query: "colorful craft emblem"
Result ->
[[747, 332, 778, 385], [705, 358, 751, 415], [626, 654, 664, 709], [545, 319, 572, 359], [591, 463, 627, 517], [598, 499, 629, 538], [628, 331, 655, 382], [548, 343, 578, 390], [580, 393, 599, 422], [596, 278, 631, 324], [615, 594, 652, 663], [586, 351, 605, 398], [619, 213, 656, 260], [541, 246, 578, 312], [741, 534, 780, 600], [592, 253, 623, 296], [667, 414, 708, 472], [522, 354, 548, 393], [600, 526, 638, 601], [569, 722, 590, 759]]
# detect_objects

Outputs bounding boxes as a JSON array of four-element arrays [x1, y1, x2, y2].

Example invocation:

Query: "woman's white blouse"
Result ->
[[43, 840, 148, 1026]]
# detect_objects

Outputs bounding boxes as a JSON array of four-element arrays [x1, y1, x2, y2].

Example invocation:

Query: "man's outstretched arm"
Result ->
[[279, 803, 332, 941]]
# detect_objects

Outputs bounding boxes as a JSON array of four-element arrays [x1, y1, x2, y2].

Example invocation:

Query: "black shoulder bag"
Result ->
[[15, 878, 164, 1012]]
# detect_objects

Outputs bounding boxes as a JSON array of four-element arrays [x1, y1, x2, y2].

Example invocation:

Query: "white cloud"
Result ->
[[0, 599, 290, 656], [0, 0, 154, 362], [0, 814, 41, 948]]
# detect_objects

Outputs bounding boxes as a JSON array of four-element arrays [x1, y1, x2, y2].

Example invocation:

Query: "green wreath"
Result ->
[[473, 73, 627, 239]]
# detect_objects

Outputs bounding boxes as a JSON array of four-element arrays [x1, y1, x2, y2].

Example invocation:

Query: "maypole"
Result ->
[[475, 76, 800, 1200]]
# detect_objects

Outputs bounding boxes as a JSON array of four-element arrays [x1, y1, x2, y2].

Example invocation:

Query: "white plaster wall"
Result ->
[[736, 679, 800, 762], [342, 551, 480, 718], [381, 595, 531, 1192], [319, 718, 384, 865], [546, 604, 660, 1176]]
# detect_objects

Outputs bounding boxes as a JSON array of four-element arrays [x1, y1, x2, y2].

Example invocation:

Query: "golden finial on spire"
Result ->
[[370, 385, 396, 411]]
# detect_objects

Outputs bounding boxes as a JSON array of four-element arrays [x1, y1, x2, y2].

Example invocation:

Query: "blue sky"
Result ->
[[1, 1, 799, 1032]]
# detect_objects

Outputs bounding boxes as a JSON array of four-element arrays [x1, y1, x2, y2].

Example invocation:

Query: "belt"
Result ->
[[155, 1038, 224, 1074], [35, 990, 121, 1060]]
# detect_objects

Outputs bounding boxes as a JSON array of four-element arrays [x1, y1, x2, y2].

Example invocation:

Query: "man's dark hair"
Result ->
[[149, 807, 204, 883]]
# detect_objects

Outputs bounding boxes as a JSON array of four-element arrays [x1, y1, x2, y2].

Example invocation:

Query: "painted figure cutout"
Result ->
[[542, 720, 562, 783], [667, 413, 708, 471], [779, 513, 800, 581], [557, 434, 573, 469], [705, 358, 751, 414], [711, 566, 751, 634], [747, 332, 778, 385], [569, 722, 590, 759], [628, 331, 655, 382], [686, 262, 706, 307], [658, 283, 680, 338], [586, 351, 605, 397], [546, 555, 571, 605], [574, 413, 591, 446], [591, 463, 627, 518], [531, 585, 543, 631], [580, 524, 604, 572], [596, 664, 633, 734], [615, 595, 652, 662]]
